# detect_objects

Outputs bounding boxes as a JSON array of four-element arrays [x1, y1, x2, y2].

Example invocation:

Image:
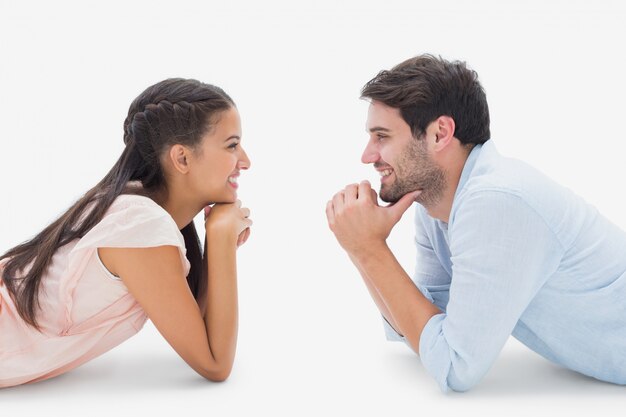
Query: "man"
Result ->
[[326, 54, 626, 392]]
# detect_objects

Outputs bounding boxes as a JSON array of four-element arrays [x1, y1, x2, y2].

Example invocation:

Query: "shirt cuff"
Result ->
[[382, 281, 436, 342], [382, 316, 406, 342], [418, 313, 451, 393]]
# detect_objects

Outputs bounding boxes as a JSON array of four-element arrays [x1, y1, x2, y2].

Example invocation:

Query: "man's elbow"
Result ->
[[444, 365, 487, 392], [446, 379, 476, 393]]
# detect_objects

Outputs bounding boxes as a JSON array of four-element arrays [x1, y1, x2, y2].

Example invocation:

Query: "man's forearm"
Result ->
[[349, 254, 401, 333], [350, 243, 441, 353]]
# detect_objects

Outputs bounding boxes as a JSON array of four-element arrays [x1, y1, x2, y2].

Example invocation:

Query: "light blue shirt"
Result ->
[[385, 140, 626, 392]]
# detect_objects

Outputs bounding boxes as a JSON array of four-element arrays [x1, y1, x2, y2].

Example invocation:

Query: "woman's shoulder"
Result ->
[[63, 191, 190, 296], [105, 193, 174, 225], [75, 193, 183, 251], [109, 193, 164, 212]]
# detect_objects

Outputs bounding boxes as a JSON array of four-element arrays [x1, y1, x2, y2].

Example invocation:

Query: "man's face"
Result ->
[[362, 101, 445, 207]]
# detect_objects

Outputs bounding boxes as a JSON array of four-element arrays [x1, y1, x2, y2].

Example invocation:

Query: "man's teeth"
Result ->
[[228, 177, 238, 184], [379, 169, 393, 177]]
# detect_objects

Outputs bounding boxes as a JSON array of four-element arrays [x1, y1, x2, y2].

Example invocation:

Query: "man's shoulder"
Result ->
[[450, 142, 586, 231], [464, 144, 564, 204]]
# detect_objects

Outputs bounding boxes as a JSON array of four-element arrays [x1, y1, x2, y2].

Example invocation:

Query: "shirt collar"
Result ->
[[452, 141, 485, 203]]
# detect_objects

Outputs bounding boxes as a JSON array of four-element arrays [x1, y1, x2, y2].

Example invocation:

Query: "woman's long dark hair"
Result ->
[[0, 78, 234, 329]]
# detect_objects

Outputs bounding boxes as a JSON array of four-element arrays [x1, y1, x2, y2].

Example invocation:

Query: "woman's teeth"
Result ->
[[228, 177, 238, 184]]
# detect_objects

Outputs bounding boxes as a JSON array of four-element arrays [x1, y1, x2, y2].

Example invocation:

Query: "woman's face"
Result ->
[[187, 106, 250, 204]]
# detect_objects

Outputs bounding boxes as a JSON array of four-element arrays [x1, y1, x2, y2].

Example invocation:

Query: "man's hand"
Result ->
[[326, 180, 420, 256]]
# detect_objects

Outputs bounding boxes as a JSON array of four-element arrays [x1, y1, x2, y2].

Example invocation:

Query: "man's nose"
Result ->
[[361, 142, 379, 164]]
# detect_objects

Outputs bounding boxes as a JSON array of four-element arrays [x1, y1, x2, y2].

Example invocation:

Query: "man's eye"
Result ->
[[377, 135, 387, 141]]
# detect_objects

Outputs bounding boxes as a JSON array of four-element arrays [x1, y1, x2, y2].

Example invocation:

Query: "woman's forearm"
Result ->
[[203, 228, 239, 380]]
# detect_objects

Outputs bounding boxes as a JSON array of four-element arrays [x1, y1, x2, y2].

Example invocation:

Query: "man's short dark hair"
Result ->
[[361, 54, 490, 145]]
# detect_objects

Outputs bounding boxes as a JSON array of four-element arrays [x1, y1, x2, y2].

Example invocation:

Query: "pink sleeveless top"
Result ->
[[0, 195, 190, 387]]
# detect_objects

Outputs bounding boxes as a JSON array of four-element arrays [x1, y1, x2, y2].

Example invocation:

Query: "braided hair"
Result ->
[[1, 78, 234, 329]]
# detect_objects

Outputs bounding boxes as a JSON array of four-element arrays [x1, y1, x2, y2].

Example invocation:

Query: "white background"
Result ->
[[1, 0, 626, 415]]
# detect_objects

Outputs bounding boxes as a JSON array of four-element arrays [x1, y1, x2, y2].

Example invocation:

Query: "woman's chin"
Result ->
[[204, 188, 239, 204], [211, 196, 238, 204]]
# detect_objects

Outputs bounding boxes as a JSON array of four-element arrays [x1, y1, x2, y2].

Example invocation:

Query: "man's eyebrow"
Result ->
[[224, 135, 241, 142], [367, 127, 391, 133]]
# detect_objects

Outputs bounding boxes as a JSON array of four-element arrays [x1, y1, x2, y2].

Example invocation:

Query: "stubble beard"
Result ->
[[379, 138, 446, 208]]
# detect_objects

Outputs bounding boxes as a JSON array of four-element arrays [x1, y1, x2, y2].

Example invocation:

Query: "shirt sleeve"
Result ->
[[414, 208, 452, 312], [60, 195, 191, 327], [418, 190, 563, 392], [383, 206, 450, 341]]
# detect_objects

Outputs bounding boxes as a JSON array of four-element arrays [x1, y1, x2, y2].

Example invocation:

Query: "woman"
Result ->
[[0, 78, 252, 387]]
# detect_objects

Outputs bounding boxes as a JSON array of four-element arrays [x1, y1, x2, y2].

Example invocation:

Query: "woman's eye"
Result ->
[[228, 142, 239, 150]]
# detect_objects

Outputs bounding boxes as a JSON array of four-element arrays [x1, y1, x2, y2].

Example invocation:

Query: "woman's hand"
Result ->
[[236, 226, 251, 247], [204, 201, 252, 247]]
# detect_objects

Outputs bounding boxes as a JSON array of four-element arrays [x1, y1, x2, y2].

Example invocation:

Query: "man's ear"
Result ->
[[168, 144, 190, 174], [429, 115, 456, 152]]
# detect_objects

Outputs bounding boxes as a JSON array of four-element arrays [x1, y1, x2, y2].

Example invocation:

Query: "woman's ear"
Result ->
[[168, 144, 191, 174]]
